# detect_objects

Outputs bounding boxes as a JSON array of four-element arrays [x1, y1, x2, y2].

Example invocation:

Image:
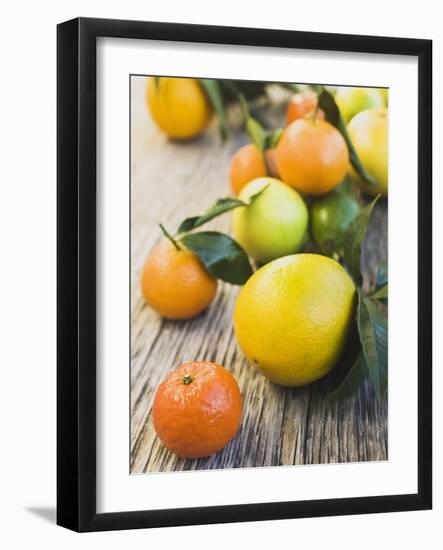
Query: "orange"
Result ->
[[229, 143, 267, 195], [146, 77, 212, 140], [153, 361, 243, 458], [286, 90, 325, 125], [264, 148, 280, 179], [276, 118, 349, 195], [140, 239, 217, 320]]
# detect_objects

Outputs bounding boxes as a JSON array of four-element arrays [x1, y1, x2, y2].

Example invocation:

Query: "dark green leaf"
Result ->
[[180, 231, 253, 285], [200, 79, 229, 140], [329, 353, 368, 400], [344, 196, 379, 285], [370, 284, 388, 300], [317, 87, 378, 186], [238, 94, 267, 154], [177, 187, 268, 234], [178, 198, 246, 234], [357, 291, 388, 403]]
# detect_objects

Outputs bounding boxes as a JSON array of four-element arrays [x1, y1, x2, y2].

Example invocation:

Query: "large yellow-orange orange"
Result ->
[[140, 239, 217, 320], [153, 361, 243, 458], [276, 118, 349, 195]]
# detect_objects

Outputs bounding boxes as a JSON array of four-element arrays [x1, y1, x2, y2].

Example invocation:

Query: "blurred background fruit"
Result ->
[[335, 86, 386, 122], [311, 189, 360, 257], [276, 118, 349, 195], [229, 143, 267, 195], [153, 361, 242, 458], [285, 90, 325, 125], [146, 77, 212, 140], [140, 239, 217, 319], [232, 177, 308, 264], [347, 108, 388, 196], [234, 254, 356, 387], [264, 148, 280, 178]]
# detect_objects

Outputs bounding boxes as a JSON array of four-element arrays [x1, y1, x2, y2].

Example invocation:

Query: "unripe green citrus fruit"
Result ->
[[232, 178, 308, 264]]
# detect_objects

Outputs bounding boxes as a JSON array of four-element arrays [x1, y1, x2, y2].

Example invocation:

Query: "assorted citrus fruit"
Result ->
[[153, 361, 242, 458], [232, 178, 308, 264], [140, 80, 387, 459], [234, 254, 356, 386], [140, 239, 217, 320], [146, 77, 212, 140], [276, 118, 349, 195]]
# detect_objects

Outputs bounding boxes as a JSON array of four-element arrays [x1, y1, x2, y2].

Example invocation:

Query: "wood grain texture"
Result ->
[[130, 76, 388, 473]]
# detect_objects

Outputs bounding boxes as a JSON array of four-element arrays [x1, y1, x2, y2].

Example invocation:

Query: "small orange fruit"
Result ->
[[276, 118, 349, 195], [153, 361, 243, 458], [264, 148, 280, 179], [286, 90, 325, 125], [140, 239, 217, 320], [229, 143, 267, 195]]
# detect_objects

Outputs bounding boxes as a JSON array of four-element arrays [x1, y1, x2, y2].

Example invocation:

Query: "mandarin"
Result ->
[[229, 143, 267, 195], [153, 361, 243, 458], [276, 118, 349, 195], [140, 239, 217, 320]]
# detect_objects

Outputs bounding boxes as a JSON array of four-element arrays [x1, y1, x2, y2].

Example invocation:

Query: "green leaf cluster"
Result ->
[[330, 196, 388, 403]]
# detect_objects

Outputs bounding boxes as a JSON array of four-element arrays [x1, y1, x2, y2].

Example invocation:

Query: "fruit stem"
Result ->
[[182, 375, 193, 385], [159, 223, 181, 251]]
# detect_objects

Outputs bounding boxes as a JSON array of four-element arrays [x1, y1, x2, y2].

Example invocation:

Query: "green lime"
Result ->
[[311, 192, 360, 258]]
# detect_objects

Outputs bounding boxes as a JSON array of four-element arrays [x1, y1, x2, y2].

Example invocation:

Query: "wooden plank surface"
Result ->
[[130, 76, 388, 473]]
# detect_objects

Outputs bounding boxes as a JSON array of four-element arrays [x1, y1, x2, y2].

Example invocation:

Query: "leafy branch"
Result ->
[[160, 188, 268, 285]]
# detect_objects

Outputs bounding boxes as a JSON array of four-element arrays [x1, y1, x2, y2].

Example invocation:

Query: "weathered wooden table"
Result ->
[[130, 77, 388, 474]]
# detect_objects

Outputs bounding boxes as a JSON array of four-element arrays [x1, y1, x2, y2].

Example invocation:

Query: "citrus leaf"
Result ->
[[317, 87, 378, 186], [200, 79, 229, 140], [177, 198, 246, 234], [357, 291, 388, 403], [329, 353, 368, 400], [180, 231, 253, 285], [266, 127, 283, 149], [370, 283, 388, 300], [246, 116, 267, 154], [177, 187, 268, 234], [237, 94, 267, 154], [343, 196, 379, 285]]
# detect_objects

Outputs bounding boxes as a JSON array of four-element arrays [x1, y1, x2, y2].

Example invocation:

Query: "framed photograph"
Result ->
[[57, 17, 432, 532]]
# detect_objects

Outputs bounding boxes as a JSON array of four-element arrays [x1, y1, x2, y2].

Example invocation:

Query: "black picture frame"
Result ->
[[57, 17, 432, 532]]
